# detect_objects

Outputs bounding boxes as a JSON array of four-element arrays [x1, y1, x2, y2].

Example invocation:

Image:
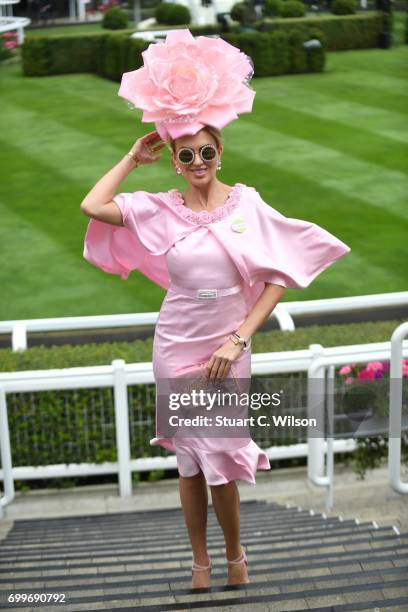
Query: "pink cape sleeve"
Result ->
[[243, 188, 351, 289], [82, 191, 171, 289], [216, 187, 352, 312]]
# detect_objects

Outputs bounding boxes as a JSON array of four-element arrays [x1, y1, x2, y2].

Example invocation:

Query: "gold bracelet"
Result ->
[[126, 151, 140, 166]]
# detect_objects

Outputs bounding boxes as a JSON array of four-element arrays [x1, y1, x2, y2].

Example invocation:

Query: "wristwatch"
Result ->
[[230, 332, 248, 351]]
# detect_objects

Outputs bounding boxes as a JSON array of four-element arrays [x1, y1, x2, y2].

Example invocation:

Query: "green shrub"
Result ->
[[264, 0, 283, 17], [155, 2, 191, 25], [102, 6, 129, 29], [147, 469, 166, 481], [279, 0, 306, 18], [230, 1, 246, 22], [230, 0, 257, 24], [257, 13, 386, 51], [331, 0, 356, 14]]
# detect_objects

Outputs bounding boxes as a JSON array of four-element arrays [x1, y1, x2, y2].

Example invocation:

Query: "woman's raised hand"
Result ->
[[129, 130, 166, 165]]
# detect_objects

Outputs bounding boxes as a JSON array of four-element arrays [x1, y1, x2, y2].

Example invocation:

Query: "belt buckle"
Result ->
[[197, 289, 218, 300]]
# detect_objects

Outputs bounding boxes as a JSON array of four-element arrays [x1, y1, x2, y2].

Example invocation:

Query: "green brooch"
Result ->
[[231, 218, 247, 233]]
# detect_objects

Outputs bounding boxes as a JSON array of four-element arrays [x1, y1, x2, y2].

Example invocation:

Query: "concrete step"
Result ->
[[0, 500, 407, 611]]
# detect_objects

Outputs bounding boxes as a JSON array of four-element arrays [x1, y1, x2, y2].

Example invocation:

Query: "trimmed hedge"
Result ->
[[21, 12, 389, 79], [21, 24, 230, 77], [3, 320, 404, 373], [22, 32, 106, 76], [257, 12, 390, 51], [22, 25, 325, 79], [221, 28, 325, 76]]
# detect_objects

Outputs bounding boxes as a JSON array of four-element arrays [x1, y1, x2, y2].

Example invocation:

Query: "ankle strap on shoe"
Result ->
[[227, 549, 247, 565], [192, 557, 212, 571]]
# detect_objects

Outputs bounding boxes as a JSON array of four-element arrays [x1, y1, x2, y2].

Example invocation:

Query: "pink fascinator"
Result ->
[[118, 29, 256, 141]]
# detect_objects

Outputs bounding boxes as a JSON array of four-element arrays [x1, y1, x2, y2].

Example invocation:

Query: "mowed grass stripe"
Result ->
[[0, 198, 103, 320], [3, 95, 406, 223], [0, 187, 166, 320], [3, 67, 406, 176], [0, 65, 144, 139], [2, 122, 395, 305], [255, 69, 408, 117], [226, 119, 408, 220], [326, 46, 408, 79], [1, 103, 404, 299], [254, 80, 408, 145], [0, 136, 168, 315], [248, 99, 406, 174], [323, 70, 408, 100], [0, 100, 172, 192]]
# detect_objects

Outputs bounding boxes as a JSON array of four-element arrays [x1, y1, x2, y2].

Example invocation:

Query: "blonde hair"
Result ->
[[167, 125, 223, 152]]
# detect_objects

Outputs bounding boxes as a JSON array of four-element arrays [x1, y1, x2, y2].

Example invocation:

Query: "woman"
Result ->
[[81, 30, 351, 590], [81, 126, 349, 588], [81, 125, 281, 588]]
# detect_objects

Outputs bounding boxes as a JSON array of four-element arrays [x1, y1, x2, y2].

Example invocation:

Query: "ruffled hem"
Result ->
[[150, 437, 271, 486]]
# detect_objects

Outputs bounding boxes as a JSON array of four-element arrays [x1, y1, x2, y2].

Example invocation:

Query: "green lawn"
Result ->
[[0, 43, 407, 320], [25, 23, 105, 37]]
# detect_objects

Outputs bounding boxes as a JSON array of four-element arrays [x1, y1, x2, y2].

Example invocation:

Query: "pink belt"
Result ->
[[168, 282, 243, 300]]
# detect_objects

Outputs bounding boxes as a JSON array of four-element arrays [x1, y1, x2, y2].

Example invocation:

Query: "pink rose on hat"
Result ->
[[118, 29, 256, 141]]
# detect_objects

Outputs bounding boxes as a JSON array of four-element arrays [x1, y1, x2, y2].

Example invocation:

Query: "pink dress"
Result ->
[[83, 182, 351, 485]]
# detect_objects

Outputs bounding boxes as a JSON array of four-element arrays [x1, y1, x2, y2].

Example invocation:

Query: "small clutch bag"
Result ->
[[172, 361, 244, 396]]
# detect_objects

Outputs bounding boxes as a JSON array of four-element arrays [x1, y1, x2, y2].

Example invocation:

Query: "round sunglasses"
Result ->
[[176, 144, 218, 165]]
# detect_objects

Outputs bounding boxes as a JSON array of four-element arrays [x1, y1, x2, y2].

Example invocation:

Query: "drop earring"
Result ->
[[216, 159, 222, 171], [176, 166, 182, 175]]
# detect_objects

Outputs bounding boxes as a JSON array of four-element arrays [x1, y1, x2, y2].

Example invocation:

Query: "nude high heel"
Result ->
[[191, 555, 212, 588], [226, 546, 249, 585]]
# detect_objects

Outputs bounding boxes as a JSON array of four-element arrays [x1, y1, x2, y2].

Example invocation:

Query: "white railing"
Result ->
[[0, 15, 30, 44], [1, 291, 407, 351], [306, 335, 408, 510], [1, 332, 407, 518], [389, 321, 408, 494]]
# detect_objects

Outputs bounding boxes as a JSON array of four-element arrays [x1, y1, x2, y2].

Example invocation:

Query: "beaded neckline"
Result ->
[[168, 182, 243, 225]]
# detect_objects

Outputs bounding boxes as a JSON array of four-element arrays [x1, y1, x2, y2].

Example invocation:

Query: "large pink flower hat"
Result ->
[[118, 28, 256, 141]]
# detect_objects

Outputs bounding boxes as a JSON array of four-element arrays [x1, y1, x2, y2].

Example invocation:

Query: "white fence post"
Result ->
[[12, 322, 27, 352], [326, 365, 335, 511], [307, 344, 326, 484], [0, 385, 15, 519], [112, 359, 132, 497], [388, 321, 408, 494]]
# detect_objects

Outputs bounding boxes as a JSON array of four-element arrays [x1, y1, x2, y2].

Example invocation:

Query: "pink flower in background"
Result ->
[[2, 31, 17, 38], [345, 376, 354, 385], [367, 361, 383, 372], [118, 29, 256, 141], [339, 365, 352, 375], [4, 40, 18, 49], [358, 368, 375, 381]]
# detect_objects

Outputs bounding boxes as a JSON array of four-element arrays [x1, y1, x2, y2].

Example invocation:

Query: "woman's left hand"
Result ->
[[204, 338, 244, 380]]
